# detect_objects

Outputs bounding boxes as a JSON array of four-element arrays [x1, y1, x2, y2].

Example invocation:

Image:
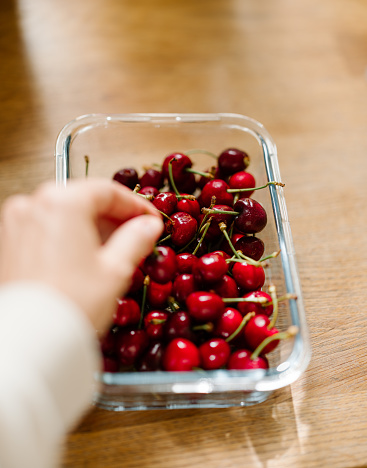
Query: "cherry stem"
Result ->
[[222, 296, 268, 304], [226, 256, 262, 268], [150, 319, 167, 325], [202, 208, 239, 216], [251, 326, 299, 359], [227, 181, 285, 193], [168, 158, 181, 197], [198, 196, 216, 232], [184, 148, 218, 159], [157, 210, 174, 222], [192, 322, 214, 333], [259, 250, 281, 262], [219, 223, 242, 259], [133, 184, 141, 193], [139, 276, 150, 328], [185, 167, 214, 179], [167, 296, 181, 312], [268, 284, 279, 329], [157, 233, 172, 244], [225, 312, 255, 343], [84, 155, 89, 177], [192, 218, 212, 255], [262, 293, 298, 307]]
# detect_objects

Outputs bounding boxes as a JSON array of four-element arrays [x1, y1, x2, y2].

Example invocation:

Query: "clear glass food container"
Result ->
[[55, 113, 311, 410]]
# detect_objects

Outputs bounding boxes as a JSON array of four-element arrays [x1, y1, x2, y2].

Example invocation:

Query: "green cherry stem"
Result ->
[[226, 256, 262, 267], [219, 222, 242, 259], [139, 276, 150, 329], [251, 326, 299, 359], [184, 148, 218, 159], [192, 218, 212, 255], [268, 284, 279, 329], [157, 234, 172, 244], [84, 155, 89, 177], [202, 208, 240, 216], [222, 296, 268, 304], [192, 323, 214, 333], [259, 250, 281, 262], [227, 181, 285, 193], [185, 167, 214, 179], [168, 158, 181, 197], [225, 312, 255, 343], [262, 293, 298, 307]]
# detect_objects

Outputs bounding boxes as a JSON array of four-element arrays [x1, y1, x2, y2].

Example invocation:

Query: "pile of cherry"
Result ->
[[100, 148, 298, 373]]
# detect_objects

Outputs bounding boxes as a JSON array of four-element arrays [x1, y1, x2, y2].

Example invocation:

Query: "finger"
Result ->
[[36, 178, 160, 223], [99, 214, 164, 291]]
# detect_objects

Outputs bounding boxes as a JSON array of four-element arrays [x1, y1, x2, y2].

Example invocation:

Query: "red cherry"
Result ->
[[176, 195, 201, 219], [192, 252, 228, 285], [186, 291, 224, 322], [165, 212, 198, 247], [138, 186, 159, 197], [113, 297, 141, 327], [218, 148, 250, 176], [200, 179, 234, 207], [117, 329, 149, 366], [219, 233, 244, 256], [172, 273, 197, 304], [227, 349, 268, 370], [152, 192, 177, 216], [228, 171, 256, 197], [100, 329, 117, 355], [113, 167, 139, 189], [163, 311, 194, 341], [198, 166, 224, 189], [237, 290, 273, 317], [233, 198, 267, 234], [143, 310, 169, 340], [162, 152, 192, 184], [175, 172, 197, 194], [139, 168, 164, 189], [243, 315, 279, 354], [103, 356, 119, 372], [176, 252, 198, 274], [210, 274, 239, 300], [232, 262, 265, 292], [199, 338, 231, 370], [127, 267, 145, 295], [214, 307, 243, 340], [162, 338, 200, 371], [234, 235, 265, 261], [143, 245, 177, 284], [147, 280, 173, 308], [137, 342, 165, 371], [201, 204, 235, 241], [210, 250, 231, 261]]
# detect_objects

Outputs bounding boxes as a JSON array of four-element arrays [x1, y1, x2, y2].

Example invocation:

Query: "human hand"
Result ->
[[0, 178, 164, 335]]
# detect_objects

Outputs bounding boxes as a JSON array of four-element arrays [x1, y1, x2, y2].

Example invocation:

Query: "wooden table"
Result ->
[[1, 0, 367, 466]]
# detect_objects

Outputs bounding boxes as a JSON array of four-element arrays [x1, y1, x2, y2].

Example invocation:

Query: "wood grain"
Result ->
[[1, 0, 367, 466]]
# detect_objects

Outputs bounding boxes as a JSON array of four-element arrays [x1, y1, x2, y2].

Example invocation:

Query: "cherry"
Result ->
[[172, 273, 197, 304], [138, 185, 159, 198], [176, 195, 201, 219], [162, 152, 192, 184], [176, 252, 198, 274], [113, 297, 141, 327], [162, 338, 200, 371], [234, 235, 265, 261], [143, 310, 169, 340], [127, 267, 145, 295], [231, 261, 266, 291], [113, 167, 139, 189], [198, 166, 224, 189], [103, 356, 120, 373], [199, 338, 231, 370], [228, 170, 256, 197], [219, 233, 244, 256], [218, 148, 250, 176], [200, 205, 235, 241], [147, 280, 173, 308], [174, 172, 197, 194], [163, 310, 194, 342], [117, 329, 149, 367], [214, 307, 243, 340], [233, 198, 267, 234], [100, 329, 117, 355], [192, 252, 228, 285], [165, 212, 198, 247], [186, 291, 224, 322], [243, 314, 279, 355], [237, 290, 273, 317], [143, 245, 177, 284], [152, 192, 177, 216], [227, 349, 268, 370], [137, 342, 165, 371], [210, 274, 239, 300], [200, 179, 234, 207], [140, 168, 164, 189]]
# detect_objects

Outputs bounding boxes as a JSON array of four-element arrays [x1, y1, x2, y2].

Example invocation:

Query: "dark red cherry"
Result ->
[[199, 338, 231, 370], [186, 291, 224, 322], [162, 152, 192, 184], [152, 192, 177, 216], [176, 252, 198, 274], [219, 233, 244, 256], [237, 290, 273, 317], [214, 307, 243, 340], [200, 179, 234, 207], [103, 356, 119, 372], [139, 186, 159, 197], [233, 198, 267, 234], [234, 235, 265, 261], [147, 280, 173, 308], [143, 245, 177, 284], [113, 167, 139, 189], [172, 273, 197, 304], [113, 297, 141, 327], [143, 310, 169, 340], [227, 349, 268, 370], [228, 171, 256, 197], [200, 204, 235, 241], [243, 315, 279, 355], [100, 329, 117, 355], [210, 275, 239, 300], [232, 262, 265, 292], [162, 338, 200, 371], [117, 329, 149, 366], [192, 252, 228, 285], [127, 267, 144, 295], [163, 311, 193, 341], [139, 168, 164, 189], [218, 148, 250, 176], [137, 341, 165, 371], [176, 195, 201, 219], [165, 212, 197, 247]]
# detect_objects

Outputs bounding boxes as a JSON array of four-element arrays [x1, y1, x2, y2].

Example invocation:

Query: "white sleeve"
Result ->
[[0, 282, 102, 468]]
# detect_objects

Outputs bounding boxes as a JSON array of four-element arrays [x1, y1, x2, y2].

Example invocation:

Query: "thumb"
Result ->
[[100, 214, 164, 287]]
